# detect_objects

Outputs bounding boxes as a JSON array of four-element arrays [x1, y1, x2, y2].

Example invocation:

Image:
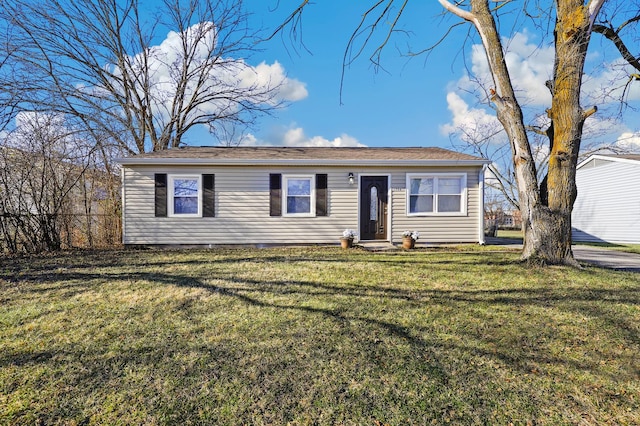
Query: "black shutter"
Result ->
[[154, 173, 167, 217], [316, 174, 328, 216], [269, 173, 282, 216], [203, 174, 215, 217]]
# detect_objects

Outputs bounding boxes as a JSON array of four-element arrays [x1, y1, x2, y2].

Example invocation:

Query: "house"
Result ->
[[572, 154, 640, 244], [484, 209, 522, 236], [117, 146, 490, 247]]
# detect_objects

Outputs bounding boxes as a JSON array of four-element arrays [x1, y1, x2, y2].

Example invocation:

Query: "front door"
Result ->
[[360, 176, 388, 240]]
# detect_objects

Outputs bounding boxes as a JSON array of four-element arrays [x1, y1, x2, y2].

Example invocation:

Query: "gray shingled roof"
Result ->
[[118, 146, 489, 166]]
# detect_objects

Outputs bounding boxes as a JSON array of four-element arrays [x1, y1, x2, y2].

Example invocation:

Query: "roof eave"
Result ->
[[577, 154, 640, 169], [116, 158, 491, 167]]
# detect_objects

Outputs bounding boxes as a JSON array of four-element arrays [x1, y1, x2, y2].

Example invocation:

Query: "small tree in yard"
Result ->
[[0, 0, 299, 154], [275, 0, 640, 265], [0, 114, 85, 252], [0, 0, 304, 251]]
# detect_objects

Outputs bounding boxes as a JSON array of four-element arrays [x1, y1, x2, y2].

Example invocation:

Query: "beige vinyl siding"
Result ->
[[390, 168, 481, 243], [122, 165, 483, 245], [123, 166, 360, 245]]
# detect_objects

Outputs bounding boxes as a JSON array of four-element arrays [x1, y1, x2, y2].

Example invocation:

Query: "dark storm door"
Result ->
[[360, 176, 388, 240]]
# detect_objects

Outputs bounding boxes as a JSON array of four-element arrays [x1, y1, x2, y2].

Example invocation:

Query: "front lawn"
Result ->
[[1, 247, 639, 424]]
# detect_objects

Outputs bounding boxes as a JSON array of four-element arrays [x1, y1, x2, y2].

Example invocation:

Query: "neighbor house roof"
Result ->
[[117, 146, 490, 167], [577, 153, 640, 169]]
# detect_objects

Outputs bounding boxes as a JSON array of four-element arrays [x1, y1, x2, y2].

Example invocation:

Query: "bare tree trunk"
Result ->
[[524, 2, 595, 265], [441, 0, 600, 265]]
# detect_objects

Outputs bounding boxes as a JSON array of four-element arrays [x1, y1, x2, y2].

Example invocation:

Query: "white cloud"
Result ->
[[454, 30, 640, 109], [240, 61, 308, 102], [443, 30, 640, 150], [439, 92, 502, 143], [614, 131, 640, 150], [240, 126, 365, 147], [582, 59, 640, 104], [111, 22, 307, 122], [457, 31, 553, 106], [281, 127, 364, 147], [14, 111, 65, 130]]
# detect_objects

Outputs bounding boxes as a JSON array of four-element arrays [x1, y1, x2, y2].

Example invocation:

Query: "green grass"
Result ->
[[496, 229, 524, 240], [1, 247, 639, 425]]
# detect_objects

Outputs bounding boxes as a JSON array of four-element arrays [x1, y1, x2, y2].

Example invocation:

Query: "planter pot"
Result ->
[[341, 238, 354, 249], [402, 237, 415, 250]]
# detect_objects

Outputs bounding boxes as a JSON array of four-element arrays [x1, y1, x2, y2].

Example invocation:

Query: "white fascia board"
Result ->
[[116, 157, 492, 167], [577, 154, 640, 170]]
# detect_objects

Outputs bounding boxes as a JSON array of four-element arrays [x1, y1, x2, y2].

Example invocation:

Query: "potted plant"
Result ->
[[341, 229, 357, 249], [402, 230, 420, 249]]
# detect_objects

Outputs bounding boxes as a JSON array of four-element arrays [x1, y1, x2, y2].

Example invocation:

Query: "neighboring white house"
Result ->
[[572, 154, 640, 244], [117, 146, 490, 247]]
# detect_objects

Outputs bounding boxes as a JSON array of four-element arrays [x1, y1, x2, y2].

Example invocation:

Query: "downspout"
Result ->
[[121, 167, 126, 245], [478, 164, 487, 245]]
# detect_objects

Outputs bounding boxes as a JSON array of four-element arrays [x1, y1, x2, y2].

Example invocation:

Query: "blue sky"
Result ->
[[241, 1, 466, 149], [167, 1, 640, 151], [5, 1, 638, 157], [242, 1, 640, 151]]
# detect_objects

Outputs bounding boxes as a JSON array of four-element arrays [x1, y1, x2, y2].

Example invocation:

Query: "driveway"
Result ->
[[572, 245, 640, 272], [485, 237, 640, 272]]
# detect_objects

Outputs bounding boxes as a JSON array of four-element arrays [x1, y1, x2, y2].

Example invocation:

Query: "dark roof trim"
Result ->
[[117, 146, 490, 167]]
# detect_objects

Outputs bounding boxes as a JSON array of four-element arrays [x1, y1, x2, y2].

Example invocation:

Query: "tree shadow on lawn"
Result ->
[[3, 249, 639, 353], [7, 262, 639, 368], [1, 244, 526, 274], [3, 253, 640, 423]]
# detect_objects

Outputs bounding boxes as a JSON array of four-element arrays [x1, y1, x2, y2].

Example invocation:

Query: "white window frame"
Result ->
[[283, 174, 316, 217], [168, 174, 202, 218], [406, 173, 467, 216]]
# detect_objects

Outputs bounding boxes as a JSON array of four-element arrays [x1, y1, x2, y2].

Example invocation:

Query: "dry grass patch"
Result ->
[[1, 247, 639, 424]]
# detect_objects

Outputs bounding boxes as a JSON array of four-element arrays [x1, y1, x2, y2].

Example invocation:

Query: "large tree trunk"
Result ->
[[524, 2, 593, 265], [442, 0, 595, 265]]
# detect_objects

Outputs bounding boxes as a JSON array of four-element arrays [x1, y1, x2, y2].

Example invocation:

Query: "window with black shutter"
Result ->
[[154, 173, 167, 217], [316, 174, 328, 216], [203, 174, 215, 217], [269, 173, 282, 216]]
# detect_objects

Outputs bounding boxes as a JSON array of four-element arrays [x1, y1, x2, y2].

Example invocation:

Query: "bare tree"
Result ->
[[0, 112, 122, 253], [0, 114, 87, 251], [0, 0, 288, 154], [449, 106, 631, 218], [273, 0, 640, 265], [0, 0, 292, 251]]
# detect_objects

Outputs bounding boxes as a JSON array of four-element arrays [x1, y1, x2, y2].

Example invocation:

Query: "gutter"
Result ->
[[116, 158, 492, 168]]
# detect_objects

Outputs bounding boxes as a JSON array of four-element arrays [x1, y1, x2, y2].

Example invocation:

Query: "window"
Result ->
[[155, 174, 215, 218], [270, 173, 327, 217], [370, 186, 378, 219], [407, 173, 466, 216], [283, 175, 316, 216], [168, 175, 201, 217]]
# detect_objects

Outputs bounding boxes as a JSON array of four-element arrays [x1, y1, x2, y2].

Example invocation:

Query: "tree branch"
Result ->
[[587, 0, 606, 30], [437, 0, 476, 22], [263, 0, 309, 43], [592, 23, 640, 73]]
